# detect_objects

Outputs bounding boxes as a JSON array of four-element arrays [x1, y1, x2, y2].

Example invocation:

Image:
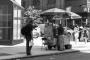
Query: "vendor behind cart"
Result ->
[[44, 22, 54, 49], [57, 24, 64, 51]]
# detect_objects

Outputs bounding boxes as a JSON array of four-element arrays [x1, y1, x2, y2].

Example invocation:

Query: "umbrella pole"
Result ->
[[60, 19, 61, 24], [66, 19, 67, 27], [86, 19, 88, 25], [81, 19, 82, 26], [73, 20, 75, 26], [65, 18, 67, 28]]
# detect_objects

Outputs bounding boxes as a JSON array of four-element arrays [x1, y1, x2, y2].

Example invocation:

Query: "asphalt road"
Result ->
[[20, 52, 90, 60]]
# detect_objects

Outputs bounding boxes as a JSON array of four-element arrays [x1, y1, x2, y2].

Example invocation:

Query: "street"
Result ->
[[20, 51, 90, 60]]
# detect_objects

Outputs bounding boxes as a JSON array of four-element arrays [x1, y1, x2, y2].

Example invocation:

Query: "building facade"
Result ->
[[22, 0, 90, 26], [21, 0, 65, 10], [0, 0, 24, 45], [65, 0, 89, 26]]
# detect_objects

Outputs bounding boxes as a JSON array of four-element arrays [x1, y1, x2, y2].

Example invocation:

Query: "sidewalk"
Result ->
[[0, 41, 90, 60]]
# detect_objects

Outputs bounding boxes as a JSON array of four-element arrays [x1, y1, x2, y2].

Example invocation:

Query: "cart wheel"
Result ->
[[65, 44, 72, 49], [53, 45, 56, 48], [48, 45, 52, 50], [57, 45, 60, 50]]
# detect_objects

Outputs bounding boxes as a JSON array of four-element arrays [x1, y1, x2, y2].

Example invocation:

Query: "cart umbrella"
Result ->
[[41, 8, 66, 15], [66, 11, 81, 19]]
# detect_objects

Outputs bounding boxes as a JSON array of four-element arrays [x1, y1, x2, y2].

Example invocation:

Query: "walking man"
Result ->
[[21, 20, 36, 55]]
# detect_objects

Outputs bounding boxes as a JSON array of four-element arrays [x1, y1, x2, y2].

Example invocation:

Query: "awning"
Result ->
[[10, 0, 24, 10]]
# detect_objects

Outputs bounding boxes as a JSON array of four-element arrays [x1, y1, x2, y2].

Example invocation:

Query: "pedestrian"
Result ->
[[83, 29, 88, 44], [74, 26, 79, 44], [78, 28, 82, 41], [21, 20, 36, 55], [87, 26, 90, 42], [57, 24, 64, 51]]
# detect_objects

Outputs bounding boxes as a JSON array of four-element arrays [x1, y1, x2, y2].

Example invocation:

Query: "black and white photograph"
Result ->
[[0, 0, 90, 60]]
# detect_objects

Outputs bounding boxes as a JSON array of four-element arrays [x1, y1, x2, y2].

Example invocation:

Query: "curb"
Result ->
[[8, 50, 80, 60]]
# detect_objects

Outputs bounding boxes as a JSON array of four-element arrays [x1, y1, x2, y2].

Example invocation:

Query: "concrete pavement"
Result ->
[[0, 41, 90, 60]]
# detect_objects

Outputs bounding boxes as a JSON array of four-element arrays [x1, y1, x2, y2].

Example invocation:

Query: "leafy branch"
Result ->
[[24, 6, 42, 23]]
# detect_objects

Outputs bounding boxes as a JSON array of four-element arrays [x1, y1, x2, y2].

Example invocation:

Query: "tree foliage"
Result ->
[[24, 6, 42, 23]]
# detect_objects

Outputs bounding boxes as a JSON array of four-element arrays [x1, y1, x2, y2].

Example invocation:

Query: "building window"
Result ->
[[32, 0, 40, 9], [47, 0, 56, 9], [0, 5, 11, 40], [48, 0, 56, 5], [22, 0, 26, 8], [13, 5, 22, 40], [87, 0, 90, 2]]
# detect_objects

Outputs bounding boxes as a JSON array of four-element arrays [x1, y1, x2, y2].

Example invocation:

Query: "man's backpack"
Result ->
[[21, 27, 25, 35], [21, 24, 34, 36]]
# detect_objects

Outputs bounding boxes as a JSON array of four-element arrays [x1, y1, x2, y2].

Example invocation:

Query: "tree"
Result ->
[[24, 6, 42, 24]]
